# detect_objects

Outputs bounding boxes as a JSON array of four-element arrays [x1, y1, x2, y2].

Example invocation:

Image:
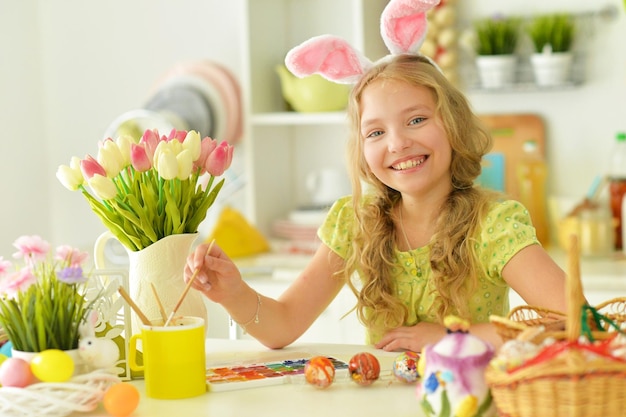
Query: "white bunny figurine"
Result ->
[[79, 336, 120, 370], [78, 309, 120, 370]]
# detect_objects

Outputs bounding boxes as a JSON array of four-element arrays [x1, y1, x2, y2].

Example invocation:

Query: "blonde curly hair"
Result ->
[[340, 54, 499, 333]]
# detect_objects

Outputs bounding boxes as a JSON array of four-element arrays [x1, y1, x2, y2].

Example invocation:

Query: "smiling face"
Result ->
[[359, 78, 452, 200]]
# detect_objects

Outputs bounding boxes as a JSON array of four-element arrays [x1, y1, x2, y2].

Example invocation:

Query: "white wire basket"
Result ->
[[0, 370, 121, 417]]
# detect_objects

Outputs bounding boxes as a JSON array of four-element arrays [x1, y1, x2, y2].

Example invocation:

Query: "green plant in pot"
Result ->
[[0, 235, 96, 354], [527, 13, 576, 86], [472, 15, 522, 88]]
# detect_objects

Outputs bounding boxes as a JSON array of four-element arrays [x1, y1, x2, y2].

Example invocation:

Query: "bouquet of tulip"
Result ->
[[56, 129, 234, 252], [0, 235, 95, 352]]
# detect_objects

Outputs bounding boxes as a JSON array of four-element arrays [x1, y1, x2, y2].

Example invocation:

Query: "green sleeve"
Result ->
[[317, 196, 354, 259], [476, 200, 540, 284]]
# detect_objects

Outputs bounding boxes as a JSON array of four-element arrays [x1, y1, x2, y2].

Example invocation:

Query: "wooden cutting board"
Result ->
[[477, 113, 546, 200]]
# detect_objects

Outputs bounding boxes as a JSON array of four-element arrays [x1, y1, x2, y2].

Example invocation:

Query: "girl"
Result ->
[[184, 54, 567, 352]]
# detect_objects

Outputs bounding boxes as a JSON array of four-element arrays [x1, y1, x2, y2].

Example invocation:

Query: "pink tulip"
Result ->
[[205, 141, 234, 177], [12, 235, 50, 264], [167, 129, 187, 142], [130, 143, 152, 172], [80, 155, 107, 179], [140, 129, 161, 161], [195, 136, 218, 171]]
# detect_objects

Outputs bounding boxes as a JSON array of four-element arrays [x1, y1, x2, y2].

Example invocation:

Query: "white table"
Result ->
[[75, 338, 425, 417]]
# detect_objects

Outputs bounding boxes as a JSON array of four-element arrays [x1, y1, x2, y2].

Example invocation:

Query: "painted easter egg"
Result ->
[[31, 349, 74, 382], [392, 351, 420, 383], [304, 356, 335, 389], [103, 382, 141, 417], [348, 352, 380, 386], [0, 341, 12, 357], [0, 357, 33, 387]]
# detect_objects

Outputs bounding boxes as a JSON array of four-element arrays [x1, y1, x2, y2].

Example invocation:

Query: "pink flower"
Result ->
[[0, 257, 12, 275], [80, 155, 107, 179], [12, 235, 50, 265], [205, 140, 234, 177], [130, 143, 152, 172], [167, 129, 187, 142], [0, 268, 37, 298], [55, 245, 89, 267], [140, 129, 161, 161], [196, 136, 218, 171]]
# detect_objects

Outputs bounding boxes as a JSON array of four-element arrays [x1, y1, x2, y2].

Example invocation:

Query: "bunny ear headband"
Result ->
[[285, 0, 441, 85]]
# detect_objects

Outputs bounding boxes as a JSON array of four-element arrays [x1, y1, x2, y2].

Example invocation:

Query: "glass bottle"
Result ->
[[609, 132, 626, 250], [516, 139, 549, 246]]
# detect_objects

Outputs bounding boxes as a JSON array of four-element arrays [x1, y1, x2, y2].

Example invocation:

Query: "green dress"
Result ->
[[318, 196, 539, 343]]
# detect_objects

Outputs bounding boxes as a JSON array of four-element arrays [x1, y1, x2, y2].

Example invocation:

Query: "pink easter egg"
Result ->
[[0, 357, 34, 387]]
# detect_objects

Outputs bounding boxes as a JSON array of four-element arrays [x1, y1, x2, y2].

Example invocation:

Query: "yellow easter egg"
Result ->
[[31, 349, 75, 382]]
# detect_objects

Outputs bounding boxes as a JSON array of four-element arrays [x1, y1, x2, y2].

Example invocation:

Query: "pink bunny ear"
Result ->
[[380, 0, 441, 55], [285, 34, 373, 85]]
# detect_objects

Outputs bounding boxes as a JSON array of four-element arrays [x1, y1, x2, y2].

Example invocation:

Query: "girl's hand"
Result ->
[[184, 242, 244, 304], [374, 322, 446, 352]]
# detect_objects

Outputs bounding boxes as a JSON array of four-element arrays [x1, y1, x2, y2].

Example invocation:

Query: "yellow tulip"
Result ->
[[115, 134, 135, 167], [98, 139, 125, 178], [176, 149, 194, 180], [183, 130, 201, 161], [56, 157, 84, 191], [88, 174, 118, 200], [155, 148, 179, 180]]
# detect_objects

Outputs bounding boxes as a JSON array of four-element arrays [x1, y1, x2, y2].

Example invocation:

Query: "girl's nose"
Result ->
[[387, 130, 412, 153]]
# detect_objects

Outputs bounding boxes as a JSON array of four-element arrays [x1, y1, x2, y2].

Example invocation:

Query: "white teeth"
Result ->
[[393, 157, 425, 170]]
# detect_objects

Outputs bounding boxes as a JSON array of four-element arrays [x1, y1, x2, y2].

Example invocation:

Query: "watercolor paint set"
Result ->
[[206, 356, 349, 392]]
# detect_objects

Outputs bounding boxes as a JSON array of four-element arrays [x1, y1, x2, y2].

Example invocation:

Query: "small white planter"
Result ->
[[475, 55, 517, 89], [530, 52, 573, 86]]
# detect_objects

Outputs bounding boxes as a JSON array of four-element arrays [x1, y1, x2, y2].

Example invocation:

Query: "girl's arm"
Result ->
[[502, 243, 568, 313], [185, 242, 345, 349]]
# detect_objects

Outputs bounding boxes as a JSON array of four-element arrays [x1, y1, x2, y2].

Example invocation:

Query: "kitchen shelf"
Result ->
[[459, 4, 619, 94], [240, 0, 388, 237]]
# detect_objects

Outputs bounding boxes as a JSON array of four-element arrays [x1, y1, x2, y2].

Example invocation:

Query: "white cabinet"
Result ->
[[239, 0, 389, 236]]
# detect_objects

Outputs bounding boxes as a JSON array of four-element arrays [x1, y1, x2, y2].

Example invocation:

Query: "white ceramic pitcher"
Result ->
[[94, 231, 208, 336]]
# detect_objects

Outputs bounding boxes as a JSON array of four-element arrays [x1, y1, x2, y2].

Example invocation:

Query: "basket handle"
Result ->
[[566, 234, 586, 342]]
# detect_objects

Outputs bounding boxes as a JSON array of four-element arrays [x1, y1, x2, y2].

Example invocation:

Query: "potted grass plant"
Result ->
[[0, 235, 96, 357], [526, 13, 576, 86], [472, 15, 522, 88]]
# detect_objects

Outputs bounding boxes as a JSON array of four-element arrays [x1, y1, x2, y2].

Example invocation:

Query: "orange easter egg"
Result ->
[[103, 382, 140, 417]]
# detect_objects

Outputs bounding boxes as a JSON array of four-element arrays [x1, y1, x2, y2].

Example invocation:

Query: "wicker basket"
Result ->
[[485, 236, 626, 417], [492, 298, 626, 344], [0, 370, 121, 417]]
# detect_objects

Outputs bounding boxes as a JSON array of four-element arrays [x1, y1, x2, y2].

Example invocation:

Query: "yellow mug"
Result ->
[[129, 316, 207, 399]]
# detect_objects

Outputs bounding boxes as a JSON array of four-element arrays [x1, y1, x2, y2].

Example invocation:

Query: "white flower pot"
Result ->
[[530, 52, 573, 86], [475, 55, 517, 89], [11, 348, 88, 376]]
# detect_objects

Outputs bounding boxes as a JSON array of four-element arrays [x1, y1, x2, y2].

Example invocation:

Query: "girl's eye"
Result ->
[[365, 130, 383, 139], [409, 117, 425, 125]]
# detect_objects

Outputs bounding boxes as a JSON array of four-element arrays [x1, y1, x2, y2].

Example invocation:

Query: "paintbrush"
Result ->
[[164, 239, 215, 327], [118, 286, 151, 326], [150, 282, 168, 323]]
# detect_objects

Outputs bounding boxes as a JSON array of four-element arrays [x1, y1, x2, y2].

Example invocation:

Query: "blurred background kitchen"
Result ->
[[1, 1, 625, 340]]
